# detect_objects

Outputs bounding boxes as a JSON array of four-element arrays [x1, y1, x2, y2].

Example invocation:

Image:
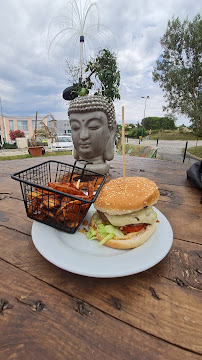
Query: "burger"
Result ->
[[86, 177, 159, 249]]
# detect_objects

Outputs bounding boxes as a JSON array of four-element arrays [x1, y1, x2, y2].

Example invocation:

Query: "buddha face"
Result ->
[[69, 111, 111, 160]]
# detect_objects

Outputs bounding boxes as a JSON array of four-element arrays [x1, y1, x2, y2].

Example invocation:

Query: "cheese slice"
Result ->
[[104, 206, 157, 227]]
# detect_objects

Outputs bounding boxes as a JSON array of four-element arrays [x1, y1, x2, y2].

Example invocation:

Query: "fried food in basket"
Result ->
[[58, 172, 104, 191], [27, 173, 100, 230]]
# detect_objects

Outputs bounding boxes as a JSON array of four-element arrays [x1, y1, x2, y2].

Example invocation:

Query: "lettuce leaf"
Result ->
[[86, 226, 97, 240], [99, 233, 114, 246], [97, 223, 108, 239], [86, 212, 124, 245], [105, 224, 124, 238]]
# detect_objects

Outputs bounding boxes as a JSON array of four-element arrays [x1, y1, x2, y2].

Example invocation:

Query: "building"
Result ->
[[53, 119, 71, 136], [0, 115, 47, 144], [0, 115, 72, 145]]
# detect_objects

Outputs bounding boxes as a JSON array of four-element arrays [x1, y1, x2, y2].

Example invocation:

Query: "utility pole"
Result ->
[[141, 96, 150, 141], [0, 97, 6, 144]]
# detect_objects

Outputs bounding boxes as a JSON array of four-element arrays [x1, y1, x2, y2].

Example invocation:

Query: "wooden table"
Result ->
[[0, 155, 201, 360]]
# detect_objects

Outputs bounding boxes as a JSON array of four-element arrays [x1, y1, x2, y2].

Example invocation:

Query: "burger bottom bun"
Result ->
[[90, 214, 157, 250]]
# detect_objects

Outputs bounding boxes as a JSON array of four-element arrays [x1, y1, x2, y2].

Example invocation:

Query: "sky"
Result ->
[[0, 0, 201, 127]]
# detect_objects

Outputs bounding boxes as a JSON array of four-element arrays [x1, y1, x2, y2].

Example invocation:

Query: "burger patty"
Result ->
[[97, 210, 109, 223], [97, 210, 147, 235], [97, 206, 157, 227]]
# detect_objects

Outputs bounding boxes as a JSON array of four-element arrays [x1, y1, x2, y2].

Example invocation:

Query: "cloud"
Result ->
[[0, 0, 201, 127]]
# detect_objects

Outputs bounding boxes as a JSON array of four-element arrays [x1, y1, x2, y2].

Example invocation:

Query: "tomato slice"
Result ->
[[121, 224, 146, 235]]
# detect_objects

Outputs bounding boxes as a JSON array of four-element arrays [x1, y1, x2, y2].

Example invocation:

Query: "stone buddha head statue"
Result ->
[[68, 94, 116, 174]]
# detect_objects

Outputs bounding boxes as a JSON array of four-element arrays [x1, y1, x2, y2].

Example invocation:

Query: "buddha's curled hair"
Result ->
[[68, 94, 116, 129]]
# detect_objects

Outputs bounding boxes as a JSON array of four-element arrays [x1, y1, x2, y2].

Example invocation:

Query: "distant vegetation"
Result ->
[[0, 150, 72, 161], [153, 14, 202, 137], [149, 130, 201, 141], [117, 115, 202, 140], [142, 116, 176, 131], [2, 142, 18, 149], [187, 146, 202, 158]]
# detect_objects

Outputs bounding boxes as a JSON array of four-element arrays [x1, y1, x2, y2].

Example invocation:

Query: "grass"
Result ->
[[0, 154, 32, 161], [0, 150, 72, 161], [187, 145, 202, 158], [149, 130, 202, 141]]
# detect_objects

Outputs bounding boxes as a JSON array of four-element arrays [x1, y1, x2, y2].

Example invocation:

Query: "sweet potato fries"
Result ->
[[27, 173, 103, 230]]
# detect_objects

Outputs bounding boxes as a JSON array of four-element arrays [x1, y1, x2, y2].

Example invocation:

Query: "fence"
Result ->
[[125, 138, 202, 164]]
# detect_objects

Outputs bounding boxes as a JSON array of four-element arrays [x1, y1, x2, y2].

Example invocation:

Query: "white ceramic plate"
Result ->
[[32, 206, 173, 278]]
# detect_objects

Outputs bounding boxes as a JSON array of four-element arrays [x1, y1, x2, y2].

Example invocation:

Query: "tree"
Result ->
[[142, 116, 176, 130], [142, 117, 159, 130], [85, 48, 120, 101], [64, 48, 121, 102], [37, 114, 57, 143], [152, 14, 202, 135], [128, 126, 145, 139]]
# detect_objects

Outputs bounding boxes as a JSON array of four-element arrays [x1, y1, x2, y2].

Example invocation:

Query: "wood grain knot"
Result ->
[[174, 278, 186, 287], [111, 296, 122, 310], [159, 189, 173, 197], [73, 299, 91, 317], [0, 211, 9, 222], [15, 296, 45, 312], [149, 287, 161, 300], [0, 299, 13, 315], [33, 301, 45, 312]]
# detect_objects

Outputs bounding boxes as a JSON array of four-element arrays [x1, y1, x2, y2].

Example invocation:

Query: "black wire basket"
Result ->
[[11, 160, 107, 234]]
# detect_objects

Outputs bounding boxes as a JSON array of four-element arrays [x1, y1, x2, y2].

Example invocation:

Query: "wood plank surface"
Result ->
[[3, 155, 200, 203], [0, 219, 201, 290], [0, 198, 32, 235], [1, 194, 201, 244], [156, 201, 202, 244], [2, 174, 201, 207], [1, 155, 201, 359], [0, 226, 201, 354], [111, 156, 193, 187], [158, 182, 201, 206], [148, 238, 202, 290], [1, 260, 200, 360], [1, 154, 192, 177]]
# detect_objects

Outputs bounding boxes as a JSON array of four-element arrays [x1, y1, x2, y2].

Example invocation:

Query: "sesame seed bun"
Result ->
[[94, 177, 159, 215]]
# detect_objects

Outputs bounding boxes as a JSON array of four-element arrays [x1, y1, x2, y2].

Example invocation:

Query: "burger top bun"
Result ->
[[94, 177, 159, 215]]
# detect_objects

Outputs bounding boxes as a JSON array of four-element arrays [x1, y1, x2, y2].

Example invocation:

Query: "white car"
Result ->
[[51, 135, 73, 152]]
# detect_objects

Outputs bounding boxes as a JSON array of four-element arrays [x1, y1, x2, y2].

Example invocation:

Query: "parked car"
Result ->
[[51, 135, 73, 152]]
